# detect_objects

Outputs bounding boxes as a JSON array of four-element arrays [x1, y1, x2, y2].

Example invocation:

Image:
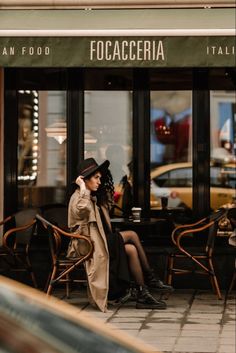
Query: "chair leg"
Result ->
[[211, 274, 222, 300], [66, 273, 70, 298], [15, 253, 38, 288], [46, 266, 58, 295], [44, 271, 52, 292], [25, 254, 38, 288], [30, 270, 38, 288], [228, 271, 236, 295], [167, 255, 174, 285], [208, 257, 222, 300]]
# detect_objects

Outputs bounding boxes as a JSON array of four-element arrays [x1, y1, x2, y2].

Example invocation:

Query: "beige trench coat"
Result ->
[[68, 187, 111, 312]]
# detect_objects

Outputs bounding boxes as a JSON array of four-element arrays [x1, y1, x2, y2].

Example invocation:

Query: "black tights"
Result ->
[[120, 230, 151, 286]]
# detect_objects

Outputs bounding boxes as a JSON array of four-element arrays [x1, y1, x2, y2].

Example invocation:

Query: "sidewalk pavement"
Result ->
[[54, 288, 235, 353]]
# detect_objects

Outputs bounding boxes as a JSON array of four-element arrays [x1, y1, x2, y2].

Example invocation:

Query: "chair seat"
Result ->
[[169, 248, 209, 257]]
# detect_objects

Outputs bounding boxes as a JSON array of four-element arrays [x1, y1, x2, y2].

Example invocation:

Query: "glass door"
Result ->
[[150, 91, 192, 211], [84, 90, 133, 216], [210, 90, 236, 209]]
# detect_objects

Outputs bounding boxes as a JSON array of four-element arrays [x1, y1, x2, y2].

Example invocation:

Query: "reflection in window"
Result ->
[[210, 91, 236, 209], [150, 91, 192, 210], [84, 91, 133, 216], [153, 168, 192, 188], [18, 91, 39, 181], [18, 91, 67, 208]]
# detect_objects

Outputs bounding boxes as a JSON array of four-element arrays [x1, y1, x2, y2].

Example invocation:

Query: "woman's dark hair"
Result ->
[[94, 168, 114, 206]]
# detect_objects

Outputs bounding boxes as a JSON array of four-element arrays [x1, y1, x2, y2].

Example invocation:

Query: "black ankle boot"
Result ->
[[145, 269, 174, 293], [136, 285, 167, 309]]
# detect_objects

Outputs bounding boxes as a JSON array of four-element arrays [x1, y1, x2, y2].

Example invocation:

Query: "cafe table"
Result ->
[[110, 217, 174, 243]]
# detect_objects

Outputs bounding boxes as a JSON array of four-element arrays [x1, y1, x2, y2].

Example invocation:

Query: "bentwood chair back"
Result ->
[[167, 207, 227, 299], [0, 208, 39, 287], [36, 214, 93, 298], [40, 203, 68, 229]]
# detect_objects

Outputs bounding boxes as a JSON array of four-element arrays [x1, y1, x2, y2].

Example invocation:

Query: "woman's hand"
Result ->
[[76, 175, 86, 190]]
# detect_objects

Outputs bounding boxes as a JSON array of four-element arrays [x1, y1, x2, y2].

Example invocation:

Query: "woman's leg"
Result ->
[[124, 243, 167, 310], [120, 230, 150, 272], [120, 230, 173, 292], [124, 243, 144, 286]]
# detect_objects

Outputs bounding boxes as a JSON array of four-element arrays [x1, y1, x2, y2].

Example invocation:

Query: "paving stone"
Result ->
[[175, 338, 218, 353], [222, 320, 236, 326], [221, 325, 236, 331], [225, 305, 236, 313], [167, 299, 191, 304], [218, 345, 236, 353], [138, 329, 180, 337], [116, 309, 150, 316], [225, 314, 236, 319], [138, 336, 176, 345], [120, 330, 139, 337], [188, 313, 222, 319], [186, 319, 221, 325], [51, 288, 235, 353], [85, 306, 115, 313], [85, 309, 114, 316], [110, 317, 144, 323], [219, 337, 236, 345], [193, 297, 222, 302], [148, 319, 182, 324], [145, 323, 181, 330], [109, 322, 142, 330], [141, 341, 174, 350], [174, 346, 217, 353], [167, 297, 191, 302], [182, 324, 220, 331], [151, 312, 183, 319], [190, 305, 224, 313], [180, 330, 219, 338], [194, 292, 223, 300], [164, 307, 188, 313], [220, 330, 236, 337], [153, 343, 174, 351]]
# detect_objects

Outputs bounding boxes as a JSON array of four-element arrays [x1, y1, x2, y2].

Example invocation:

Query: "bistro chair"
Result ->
[[38, 204, 69, 291], [166, 207, 227, 299], [0, 208, 38, 287], [36, 214, 93, 297], [39, 203, 68, 230], [226, 207, 236, 295]]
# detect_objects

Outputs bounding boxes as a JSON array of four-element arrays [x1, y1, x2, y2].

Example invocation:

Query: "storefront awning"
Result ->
[[0, 8, 235, 67]]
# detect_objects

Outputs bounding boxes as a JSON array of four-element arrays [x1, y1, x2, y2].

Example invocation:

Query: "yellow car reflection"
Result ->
[[113, 162, 235, 214], [151, 162, 236, 210]]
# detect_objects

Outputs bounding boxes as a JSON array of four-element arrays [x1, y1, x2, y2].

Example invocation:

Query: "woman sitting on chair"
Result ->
[[68, 158, 173, 312]]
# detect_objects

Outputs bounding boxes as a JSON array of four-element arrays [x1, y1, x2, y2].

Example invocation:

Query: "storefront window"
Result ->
[[18, 91, 67, 208], [84, 91, 133, 216], [210, 91, 236, 209], [150, 91, 192, 210]]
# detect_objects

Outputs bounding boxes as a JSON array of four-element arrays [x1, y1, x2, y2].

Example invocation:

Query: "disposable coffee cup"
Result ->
[[131, 207, 142, 222]]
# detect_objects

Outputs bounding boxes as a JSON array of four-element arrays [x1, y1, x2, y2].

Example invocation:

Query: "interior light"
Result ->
[[18, 89, 39, 182], [45, 121, 67, 145]]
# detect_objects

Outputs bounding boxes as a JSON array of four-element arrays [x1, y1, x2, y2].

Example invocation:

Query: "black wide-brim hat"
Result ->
[[78, 158, 110, 178]]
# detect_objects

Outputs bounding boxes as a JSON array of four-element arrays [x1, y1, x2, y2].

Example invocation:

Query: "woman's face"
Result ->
[[85, 171, 102, 191]]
